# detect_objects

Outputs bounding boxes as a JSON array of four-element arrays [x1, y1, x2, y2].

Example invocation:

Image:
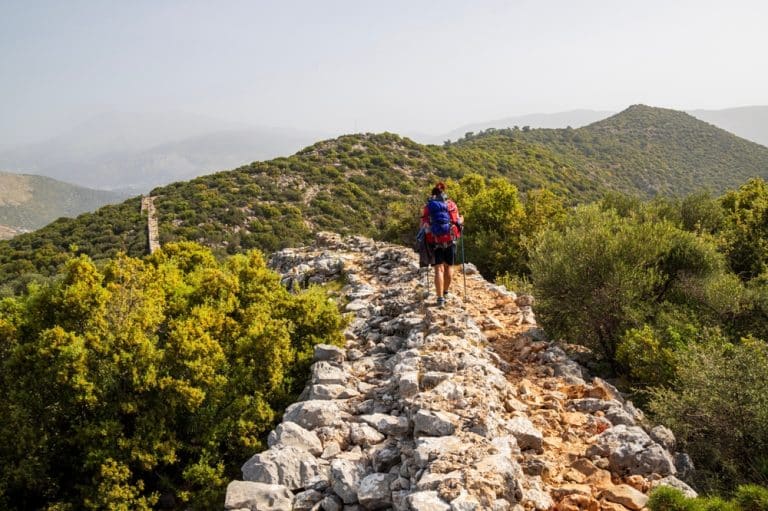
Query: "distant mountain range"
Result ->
[[0, 172, 126, 239], [427, 106, 768, 149], [0, 112, 328, 192], [2, 107, 767, 194], [689, 106, 768, 148]]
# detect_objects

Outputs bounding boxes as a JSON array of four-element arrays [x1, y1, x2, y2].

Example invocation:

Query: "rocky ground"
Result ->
[[224, 233, 696, 511]]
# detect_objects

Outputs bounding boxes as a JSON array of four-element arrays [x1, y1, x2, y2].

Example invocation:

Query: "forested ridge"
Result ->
[[3, 105, 768, 508], [458, 104, 768, 196]]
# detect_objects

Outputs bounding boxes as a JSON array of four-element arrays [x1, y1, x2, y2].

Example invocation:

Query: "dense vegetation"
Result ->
[[0, 242, 345, 509], [0, 171, 124, 235]]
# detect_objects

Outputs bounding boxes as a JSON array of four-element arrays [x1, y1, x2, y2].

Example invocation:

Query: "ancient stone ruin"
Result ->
[[140, 195, 160, 254], [224, 233, 695, 511]]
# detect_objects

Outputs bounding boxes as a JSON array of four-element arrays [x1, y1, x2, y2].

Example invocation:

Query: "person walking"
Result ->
[[421, 182, 463, 307]]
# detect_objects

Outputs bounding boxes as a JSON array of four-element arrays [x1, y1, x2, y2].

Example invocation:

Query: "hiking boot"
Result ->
[[443, 290, 450, 299], [436, 296, 445, 307]]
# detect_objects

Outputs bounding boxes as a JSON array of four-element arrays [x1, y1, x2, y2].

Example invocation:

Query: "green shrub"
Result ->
[[0, 243, 345, 510], [648, 339, 768, 490], [734, 484, 768, 511], [699, 496, 739, 511], [530, 204, 729, 369], [648, 486, 698, 511], [648, 485, 768, 511]]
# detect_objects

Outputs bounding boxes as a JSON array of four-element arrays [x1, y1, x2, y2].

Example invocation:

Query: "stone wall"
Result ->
[[224, 233, 695, 511]]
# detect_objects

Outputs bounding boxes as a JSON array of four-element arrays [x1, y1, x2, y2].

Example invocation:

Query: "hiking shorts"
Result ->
[[432, 244, 456, 266]]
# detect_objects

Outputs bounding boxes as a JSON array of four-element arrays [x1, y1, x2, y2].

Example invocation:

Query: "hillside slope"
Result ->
[[3, 107, 768, 290], [459, 105, 768, 196], [224, 233, 693, 510], [0, 133, 585, 290], [0, 172, 125, 238]]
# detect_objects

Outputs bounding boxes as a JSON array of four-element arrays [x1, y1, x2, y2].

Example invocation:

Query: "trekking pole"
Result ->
[[460, 232, 467, 301]]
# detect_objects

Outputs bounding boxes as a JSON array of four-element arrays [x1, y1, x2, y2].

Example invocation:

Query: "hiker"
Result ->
[[421, 182, 463, 306]]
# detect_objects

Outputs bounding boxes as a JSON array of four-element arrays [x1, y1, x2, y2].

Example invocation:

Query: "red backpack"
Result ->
[[425, 199, 460, 245]]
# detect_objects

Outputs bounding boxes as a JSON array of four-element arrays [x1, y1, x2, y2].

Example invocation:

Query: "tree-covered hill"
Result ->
[[0, 172, 126, 238], [4, 105, 768, 292], [457, 104, 768, 196]]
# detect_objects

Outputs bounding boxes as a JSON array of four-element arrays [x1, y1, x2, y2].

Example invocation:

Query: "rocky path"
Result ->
[[224, 233, 695, 511]]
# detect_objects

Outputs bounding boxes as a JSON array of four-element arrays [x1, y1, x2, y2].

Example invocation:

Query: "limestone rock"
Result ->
[[224, 481, 294, 510], [408, 490, 451, 511], [610, 442, 675, 477], [414, 436, 465, 468], [360, 413, 411, 436], [651, 476, 698, 498], [399, 371, 420, 397], [311, 361, 347, 385], [358, 472, 397, 509], [602, 484, 648, 511], [523, 488, 553, 510], [350, 422, 386, 447], [372, 441, 402, 472], [331, 458, 368, 504], [241, 445, 325, 490], [589, 425, 676, 476], [320, 494, 343, 511], [416, 469, 463, 491], [292, 488, 324, 511], [650, 425, 676, 452], [604, 404, 636, 426], [283, 400, 341, 430], [493, 500, 514, 511], [267, 422, 323, 456], [507, 416, 543, 451], [674, 452, 695, 478], [308, 383, 358, 400], [451, 492, 481, 511], [314, 343, 345, 363], [413, 409, 459, 437]]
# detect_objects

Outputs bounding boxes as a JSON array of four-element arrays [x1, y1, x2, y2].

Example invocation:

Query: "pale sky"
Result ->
[[2, 0, 767, 145]]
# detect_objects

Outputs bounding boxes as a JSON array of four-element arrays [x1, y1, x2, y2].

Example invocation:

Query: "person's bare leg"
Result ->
[[434, 265, 444, 297], [443, 263, 452, 294]]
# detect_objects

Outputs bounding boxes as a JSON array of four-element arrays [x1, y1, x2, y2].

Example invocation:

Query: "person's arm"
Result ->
[[448, 201, 463, 227]]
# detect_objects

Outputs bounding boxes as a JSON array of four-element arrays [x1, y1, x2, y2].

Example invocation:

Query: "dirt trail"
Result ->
[[438, 268, 660, 510]]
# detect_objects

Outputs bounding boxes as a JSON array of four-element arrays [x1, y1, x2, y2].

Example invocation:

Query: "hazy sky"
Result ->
[[2, 0, 767, 145]]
